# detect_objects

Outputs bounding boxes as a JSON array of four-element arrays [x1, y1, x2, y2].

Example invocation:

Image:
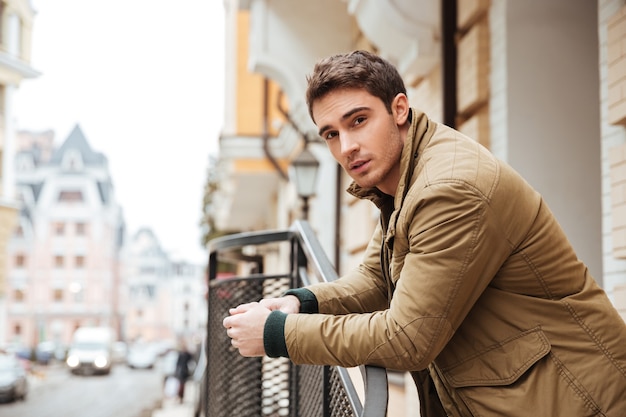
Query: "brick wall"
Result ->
[[610, 143, 626, 258], [600, 0, 626, 303], [607, 5, 626, 125], [615, 284, 626, 322], [456, 0, 491, 148]]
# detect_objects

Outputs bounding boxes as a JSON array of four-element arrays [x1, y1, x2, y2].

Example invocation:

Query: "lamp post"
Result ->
[[290, 147, 320, 220]]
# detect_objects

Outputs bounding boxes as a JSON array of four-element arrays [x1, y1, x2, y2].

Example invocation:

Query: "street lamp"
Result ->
[[290, 147, 320, 220]]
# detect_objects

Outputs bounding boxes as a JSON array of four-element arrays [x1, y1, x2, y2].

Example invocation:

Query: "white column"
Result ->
[[2, 83, 16, 200], [502, 0, 602, 281]]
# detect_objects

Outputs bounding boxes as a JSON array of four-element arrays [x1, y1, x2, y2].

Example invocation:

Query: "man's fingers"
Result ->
[[228, 301, 259, 315]]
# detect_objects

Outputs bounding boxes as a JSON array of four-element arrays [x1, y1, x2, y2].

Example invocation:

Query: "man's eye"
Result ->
[[325, 131, 338, 140], [354, 116, 365, 126]]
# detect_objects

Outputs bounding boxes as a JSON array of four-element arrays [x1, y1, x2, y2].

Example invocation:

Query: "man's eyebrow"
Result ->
[[317, 106, 371, 136]]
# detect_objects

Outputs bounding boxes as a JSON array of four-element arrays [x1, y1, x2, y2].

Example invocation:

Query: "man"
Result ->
[[173, 341, 193, 404], [223, 50, 626, 416]]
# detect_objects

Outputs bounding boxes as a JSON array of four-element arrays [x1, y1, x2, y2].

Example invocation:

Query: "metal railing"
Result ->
[[203, 220, 388, 417]]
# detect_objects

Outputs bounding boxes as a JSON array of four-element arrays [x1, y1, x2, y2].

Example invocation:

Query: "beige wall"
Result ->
[[0, 204, 17, 297], [234, 10, 285, 137]]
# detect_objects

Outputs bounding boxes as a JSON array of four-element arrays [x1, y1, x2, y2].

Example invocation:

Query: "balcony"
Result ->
[[202, 221, 388, 416]]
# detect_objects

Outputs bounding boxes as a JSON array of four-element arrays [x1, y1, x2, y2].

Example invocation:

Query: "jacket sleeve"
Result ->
[[263, 223, 389, 358], [303, 222, 389, 315], [282, 182, 511, 370]]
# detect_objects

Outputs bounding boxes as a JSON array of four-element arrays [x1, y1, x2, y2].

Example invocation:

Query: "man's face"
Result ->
[[312, 88, 408, 196]]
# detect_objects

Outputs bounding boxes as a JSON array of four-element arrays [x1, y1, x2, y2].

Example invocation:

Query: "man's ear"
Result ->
[[391, 93, 410, 125]]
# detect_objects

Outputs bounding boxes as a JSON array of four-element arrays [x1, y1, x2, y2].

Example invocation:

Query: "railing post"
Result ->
[[322, 366, 331, 417]]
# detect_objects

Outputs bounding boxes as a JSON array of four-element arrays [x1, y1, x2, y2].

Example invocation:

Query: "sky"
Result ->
[[13, 0, 226, 265]]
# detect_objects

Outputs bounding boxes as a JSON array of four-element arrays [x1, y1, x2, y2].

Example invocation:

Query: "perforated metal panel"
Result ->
[[206, 277, 361, 417], [207, 278, 265, 417]]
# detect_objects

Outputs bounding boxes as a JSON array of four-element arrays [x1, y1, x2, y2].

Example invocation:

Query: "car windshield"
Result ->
[[73, 342, 106, 350]]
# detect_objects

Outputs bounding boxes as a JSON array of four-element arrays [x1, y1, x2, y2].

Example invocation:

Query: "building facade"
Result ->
[[169, 260, 207, 348], [212, 0, 626, 414], [5, 125, 125, 349], [0, 0, 39, 347], [120, 228, 207, 347]]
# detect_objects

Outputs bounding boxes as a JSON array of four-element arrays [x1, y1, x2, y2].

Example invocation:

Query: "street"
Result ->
[[0, 360, 166, 417]]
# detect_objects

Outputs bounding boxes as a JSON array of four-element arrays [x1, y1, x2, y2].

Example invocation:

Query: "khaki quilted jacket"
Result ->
[[283, 109, 626, 416]]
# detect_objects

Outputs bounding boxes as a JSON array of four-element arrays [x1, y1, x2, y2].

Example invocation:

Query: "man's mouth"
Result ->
[[349, 160, 369, 172]]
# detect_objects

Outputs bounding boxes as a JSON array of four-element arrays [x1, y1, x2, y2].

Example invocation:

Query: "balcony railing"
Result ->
[[203, 220, 388, 417]]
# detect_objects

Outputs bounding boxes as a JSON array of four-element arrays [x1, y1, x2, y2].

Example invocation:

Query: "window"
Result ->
[[75, 256, 85, 268], [53, 222, 65, 236], [69, 282, 82, 302], [14, 254, 25, 268], [54, 255, 64, 268], [0, 2, 5, 45], [62, 150, 84, 171], [140, 266, 155, 275], [58, 191, 83, 202], [75, 222, 86, 235], [7, 12, 21, 57], [13, 289, 24, 302], [52, 288, 63, 302]]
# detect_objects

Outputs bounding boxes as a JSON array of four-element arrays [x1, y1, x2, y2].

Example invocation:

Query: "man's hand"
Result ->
[[222, 302, 271, 357], [259, 295, 301, 314]]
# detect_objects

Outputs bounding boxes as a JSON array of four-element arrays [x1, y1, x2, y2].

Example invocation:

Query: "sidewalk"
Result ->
[[152, 381, 197, 417]]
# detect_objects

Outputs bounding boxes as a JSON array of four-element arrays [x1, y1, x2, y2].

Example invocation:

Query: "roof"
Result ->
[[49, 124, 108, 166]]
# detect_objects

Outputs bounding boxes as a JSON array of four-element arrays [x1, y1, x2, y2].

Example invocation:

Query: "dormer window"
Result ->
[[62, 149, 84, 171], [58, 190, 84, 203], [15, 153, 34, 171]]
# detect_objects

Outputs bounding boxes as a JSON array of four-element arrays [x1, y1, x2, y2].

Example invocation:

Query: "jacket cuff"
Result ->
[[283, 288, 319, 313], [264, 310, 289, 358]]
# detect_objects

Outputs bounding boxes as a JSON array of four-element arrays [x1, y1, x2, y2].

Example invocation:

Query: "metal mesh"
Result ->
[[295, 365, 324, 417], [328, 367, 357, 417], [207, 278, 265, 417], [207, 276, 360, 417]]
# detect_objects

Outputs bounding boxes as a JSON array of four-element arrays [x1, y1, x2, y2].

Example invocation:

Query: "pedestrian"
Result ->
[[222, 50, 626, 416], [173, 341, 193, 404]]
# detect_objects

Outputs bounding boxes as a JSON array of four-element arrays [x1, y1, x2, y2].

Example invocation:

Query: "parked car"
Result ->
[[66, 327, 114, 375], [11, 345, 32, 362], [112, 341, 128, 364], [0, 353, 28, 402], [127, 343, 158, 369], [0, 344, 32, 374], [35, 341, 56, 365]]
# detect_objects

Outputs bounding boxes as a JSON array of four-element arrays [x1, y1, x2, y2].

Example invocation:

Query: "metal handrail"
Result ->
[[290, 221, 389, 417], [206, 220, 388, 417]]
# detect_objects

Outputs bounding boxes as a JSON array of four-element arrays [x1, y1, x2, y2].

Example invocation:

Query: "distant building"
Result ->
[[169, 260, 206, 346], [121, 228, 171, 344], [5, 125, 125, 349], [120, 228, 207, 347]]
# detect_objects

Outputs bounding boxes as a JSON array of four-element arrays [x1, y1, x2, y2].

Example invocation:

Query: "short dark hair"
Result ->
[[305, 50, 407, 122]]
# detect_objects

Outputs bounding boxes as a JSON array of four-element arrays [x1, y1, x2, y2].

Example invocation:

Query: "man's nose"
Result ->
[[340, 133, 358, 156]]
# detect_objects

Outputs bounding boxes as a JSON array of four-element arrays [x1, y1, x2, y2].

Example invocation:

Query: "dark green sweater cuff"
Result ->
[[264, 310, 289, 358], [283, 288, 319, 313]]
